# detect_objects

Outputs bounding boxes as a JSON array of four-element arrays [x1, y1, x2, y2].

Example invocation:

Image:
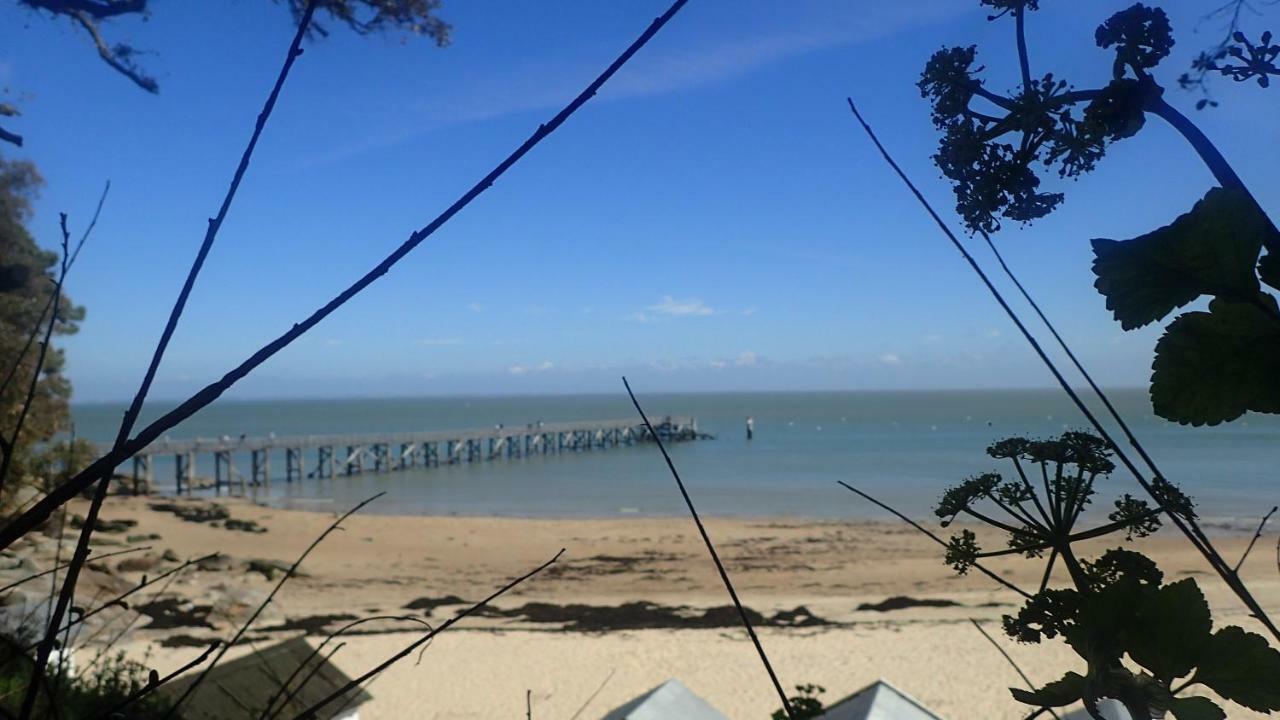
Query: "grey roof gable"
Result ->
[[161, 637, 371, 720], [818, 679, 945, 720], [602, 678, 730, 720]]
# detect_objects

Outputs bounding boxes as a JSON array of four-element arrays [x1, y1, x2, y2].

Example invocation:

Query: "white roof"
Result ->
[[819, 680, 945, 720], [1064, 700, 1129, 719], [601, 679, 730, 720]]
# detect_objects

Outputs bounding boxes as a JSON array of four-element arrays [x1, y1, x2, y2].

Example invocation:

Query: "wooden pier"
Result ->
[[104, 416, 702, 494]]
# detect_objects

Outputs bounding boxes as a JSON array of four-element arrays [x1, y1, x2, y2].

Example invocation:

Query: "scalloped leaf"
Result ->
[[1127, 579, 1211, 682], [1192, 626, 1280, 711], [1092, 187, 1274, 330], [1168, 696, 1226, 720], [1151, 297, 1280, 425], [1010, 672, 1085, 707]]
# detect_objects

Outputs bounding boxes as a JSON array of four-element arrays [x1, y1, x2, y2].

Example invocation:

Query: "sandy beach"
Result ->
[[11, 496, 1279, 719]]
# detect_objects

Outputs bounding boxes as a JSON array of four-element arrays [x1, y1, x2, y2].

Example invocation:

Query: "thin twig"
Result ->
[[288, 549, 565, 720], [20, 8, 321, 717], [97, 642, 221, 720], [0, 215, 71, 494], [0, 546, 149, 595], [837, 481, 1032, 599], [567, 668, 616, 720], [0, 0, 693, 554], [25, 553, 219, 652], [163, 492, 383, 718], [526, 689, 532, 720], [970, 619, 1061, 720], [623, 377, 796, 719], [259, 614, 434, 720], [844, 97, 1280, 642], [0, 180, 108, 403], [1235, 505, 1277, 573], [82, 549, 199, 675]]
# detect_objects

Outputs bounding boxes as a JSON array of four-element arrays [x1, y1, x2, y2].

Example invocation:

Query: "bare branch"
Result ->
[[0, 0, 692, 555], [19, 6, 320, 714], [98, 641, 220, 719], [624, 377, 796, 719], [969, 619, 1061, 720], [0, 125, 21, 147], [0, 545, 148, 596], [288, 548, 565, 720], [0, 180, 108, 401], [24, 553, 219, 652], [162, 493, 383, 718], [66, 8, 159, 92], [1235, 505, 1277, 573], [567, 668, 616, 720], [259, 614, 433, 720], [0, 215, 71, 493], [845, 97, 1280, 642]]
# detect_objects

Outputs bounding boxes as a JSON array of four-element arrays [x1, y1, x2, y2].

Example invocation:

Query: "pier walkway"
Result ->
[[103, 416, 702, 494]]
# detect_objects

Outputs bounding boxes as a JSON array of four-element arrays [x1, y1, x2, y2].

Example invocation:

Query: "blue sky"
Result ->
[[2, 1, 1277, 400]]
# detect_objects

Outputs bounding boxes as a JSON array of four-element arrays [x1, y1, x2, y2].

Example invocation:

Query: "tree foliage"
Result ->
[[0, 155, 83, 497], [2, 0, 451, 147], [921, 1, 1279, 426]]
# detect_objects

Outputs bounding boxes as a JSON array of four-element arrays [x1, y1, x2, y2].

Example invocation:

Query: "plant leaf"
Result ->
[[1167, 696, 1226, 720], [1092, 187, 1274, 330], [1010, 672, 1086, 707], [1192, 626, 1280, 711], [1127, 579, 1211, 682], [1150, 297, 1280, 425], [1261, 252, 1280, 291]]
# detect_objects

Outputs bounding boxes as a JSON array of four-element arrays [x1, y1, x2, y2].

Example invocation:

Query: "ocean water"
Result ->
[[70, 390, 1279, 522]]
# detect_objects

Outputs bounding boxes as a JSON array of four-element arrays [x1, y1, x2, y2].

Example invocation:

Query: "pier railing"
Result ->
[[102, 416, 701, 494]]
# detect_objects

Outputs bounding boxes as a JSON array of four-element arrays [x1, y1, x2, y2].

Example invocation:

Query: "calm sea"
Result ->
[[70, 390, 1278, 523]]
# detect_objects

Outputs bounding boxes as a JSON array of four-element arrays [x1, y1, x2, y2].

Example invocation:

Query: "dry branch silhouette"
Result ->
[[163, 493, 383, 718], [0, 0, 692, 555], [289, 548, 565, 720], [624, 377, 796, 719], [19, 5, 322, 715], [844, 97, 1280, 643]]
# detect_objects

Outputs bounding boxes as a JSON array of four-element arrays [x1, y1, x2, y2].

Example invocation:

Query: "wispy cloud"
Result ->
[[735, 351, 758, 367], [419, 337, 463, 346], [508, 360, 555, 376], [649, 295, 715, 317], [628, 295, 717, 323], [303, 2, 962, 167], [878, 353, 902, 366], [466, 302, 484, 313]]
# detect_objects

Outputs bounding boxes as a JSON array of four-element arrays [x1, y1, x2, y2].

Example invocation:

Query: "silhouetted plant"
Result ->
[[938, 431, 1280, 719], [0, 640, 168, 719], [920, 1, 1279, 426], [3, 0, 451, 147], [771, 683, 825, 720], [1179, 0, 1280, 105]]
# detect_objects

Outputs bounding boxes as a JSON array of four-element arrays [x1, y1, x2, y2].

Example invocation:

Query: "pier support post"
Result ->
[[175, 453, 193, 495], [252, 449, 270, 488], [286, 447, 302, 482], [132, 454, 151, 495]]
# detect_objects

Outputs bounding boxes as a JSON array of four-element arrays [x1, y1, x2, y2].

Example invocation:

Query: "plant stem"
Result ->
[[1146, 94, 1277, 254]]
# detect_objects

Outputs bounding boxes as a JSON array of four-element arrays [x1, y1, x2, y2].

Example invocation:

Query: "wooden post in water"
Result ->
[[252, 449, 270, 488], [286, 447, 302, 482]]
